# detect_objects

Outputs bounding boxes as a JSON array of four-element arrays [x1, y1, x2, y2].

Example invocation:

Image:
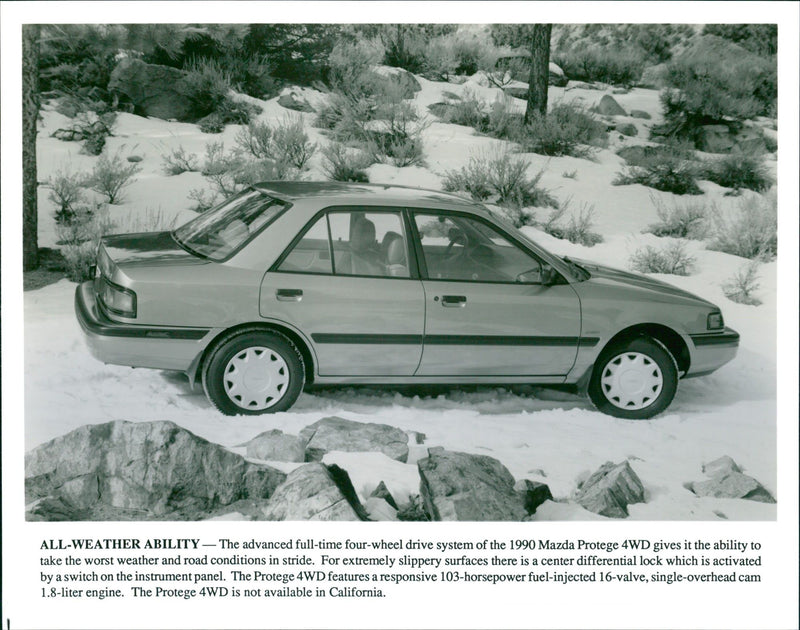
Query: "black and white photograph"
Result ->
[[2, 3, 798, 629]]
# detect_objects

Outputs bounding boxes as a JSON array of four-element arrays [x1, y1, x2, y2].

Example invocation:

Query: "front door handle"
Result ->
[[276, 288, 303, 302], [441, 295, 467, 307]]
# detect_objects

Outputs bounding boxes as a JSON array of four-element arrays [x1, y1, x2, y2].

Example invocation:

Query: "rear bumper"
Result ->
[[75, 282, 210, 372], [686, 327, 740, 377]]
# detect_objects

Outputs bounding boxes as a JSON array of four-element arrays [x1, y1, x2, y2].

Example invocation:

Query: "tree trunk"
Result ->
[[23, 24, 41, 271], [524, 24, 552, 125]]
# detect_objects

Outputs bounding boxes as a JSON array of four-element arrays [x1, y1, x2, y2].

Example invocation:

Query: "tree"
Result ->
[[23, 24, 40, 271], [524, 24, 552, 124]]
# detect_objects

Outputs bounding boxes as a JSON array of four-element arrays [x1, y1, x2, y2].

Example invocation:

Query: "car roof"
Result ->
[[252, 181, 487, 213]]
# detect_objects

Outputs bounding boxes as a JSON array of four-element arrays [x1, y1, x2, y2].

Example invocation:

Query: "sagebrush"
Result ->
[[707, 190, 777, 260], [86, 151, 142, 204], [630, 241, 696, 276]]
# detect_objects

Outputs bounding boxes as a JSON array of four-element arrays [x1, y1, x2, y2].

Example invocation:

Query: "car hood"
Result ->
[[102, 231, 206, 267], [571, 258, 715, 306]]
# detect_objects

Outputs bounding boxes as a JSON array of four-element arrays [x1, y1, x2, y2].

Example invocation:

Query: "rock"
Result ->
[[639, 63, 669, 89], [109, 58, 199, 121], [688, 472, 775, 503], [365, 497, 398, 521], [574, 461, 645, 519], [277, 87, 315, 113], [25, 421, 286, 520], [261, 463, 368, 521], [374, 66, 421, 97], [417, 447, 527, 521], [630, 109, 652, 120], [126, 155, 143, 163], [549, 61, 568, 87], [406, 430, 426, 445], [618, 123, 638, 137], [243, 429, 305, 462], [697, 124, 735, 153], [503, 86, 528, 100], [595, 94, 627, 117], [568, 81, 603, 90], [732, 126, 768, 154], [299, 416, 409, 463], [369, 481, 398, 509], [702, 455, 742, 478], [514, 479, 553, 515]]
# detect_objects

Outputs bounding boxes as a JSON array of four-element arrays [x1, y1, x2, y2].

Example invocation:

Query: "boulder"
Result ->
[[299, 416, 409, 463], [503, 86, 528, 100], [374, 66, 421, 97], [365, 497, 398, 521], [574, 461, 645, 519], [688, 472, 775, 503], [417, 447, 527, 521], [639, 63, 669, 89], [25, 421, 286, 520], [595, 94, 627, 117], [370, 480, 398, 509], [514, 479, 553, 515], [261, 463, 368, 521], [618, 123, 638, 137], [549, 62, 568, 87], [242, 429, 305, 462], [696, 124, 736, 154], [108, 58, 198, 121], [702, 455, 742, 478], [630, 109, 652, 120], [277, 88, 316, 113]]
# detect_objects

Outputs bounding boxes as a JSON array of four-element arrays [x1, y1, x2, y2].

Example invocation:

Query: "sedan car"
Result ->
[[75, 182, 739, 419]]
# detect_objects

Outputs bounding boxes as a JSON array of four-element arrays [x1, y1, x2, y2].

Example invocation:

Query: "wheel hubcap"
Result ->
[[600, 352, 663, 411], [223, 347, 289, 410]]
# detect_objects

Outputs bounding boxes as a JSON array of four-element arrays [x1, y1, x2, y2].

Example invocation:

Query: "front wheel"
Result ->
[[203, 330, 304, 415], [588, 337, 678, 419]]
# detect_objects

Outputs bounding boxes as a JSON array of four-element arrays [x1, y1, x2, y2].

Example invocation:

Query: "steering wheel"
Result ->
[[444, 227, 469, 261]]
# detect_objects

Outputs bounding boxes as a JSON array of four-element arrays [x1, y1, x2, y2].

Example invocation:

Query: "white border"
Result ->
[[2, 3, 798, 629]]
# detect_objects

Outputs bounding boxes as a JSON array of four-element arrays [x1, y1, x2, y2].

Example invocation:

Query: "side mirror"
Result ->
[[516, 263, 557, 286]]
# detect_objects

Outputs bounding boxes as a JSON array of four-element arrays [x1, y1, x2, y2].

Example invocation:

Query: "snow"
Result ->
[[25, 75, 778, 521]]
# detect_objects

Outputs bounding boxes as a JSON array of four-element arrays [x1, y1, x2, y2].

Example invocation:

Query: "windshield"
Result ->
[[173, 189, 288, 261]]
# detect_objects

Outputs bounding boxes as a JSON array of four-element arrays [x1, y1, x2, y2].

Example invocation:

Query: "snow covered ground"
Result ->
[[24, 73, 777, 520]]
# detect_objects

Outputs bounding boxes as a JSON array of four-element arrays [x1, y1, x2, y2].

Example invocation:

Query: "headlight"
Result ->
[[99, 277, 137, 318], [707, 311, 724, 330]]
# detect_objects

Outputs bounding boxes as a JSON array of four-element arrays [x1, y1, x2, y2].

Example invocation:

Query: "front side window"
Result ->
[[279, 209, 410, 278], [413, 212, 547, 283], [174, 190, 287, 261]]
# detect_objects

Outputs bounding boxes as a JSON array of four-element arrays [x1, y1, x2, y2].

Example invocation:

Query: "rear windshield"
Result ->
[[173, 189, 288, 261]]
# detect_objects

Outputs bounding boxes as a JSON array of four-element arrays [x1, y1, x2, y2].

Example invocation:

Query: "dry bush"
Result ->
[[630, 241, 696, 275], [707, 190, 777, 260], [722, 261, 762, 306], [85, 150, 141, 204], [645, 195, 708, 239]]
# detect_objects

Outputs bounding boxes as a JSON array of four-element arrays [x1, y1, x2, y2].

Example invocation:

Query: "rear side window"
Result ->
[[276, 215, 333, 274]]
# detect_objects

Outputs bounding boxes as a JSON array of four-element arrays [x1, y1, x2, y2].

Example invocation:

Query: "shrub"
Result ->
[[443, 149, 558, 211], [614, 153, 702, 195], [422, 37, 458, 80], [198, 112, 226, 134], [48, 168, 87, 224], [380, 25, 427, 73], [86, 151, 142, 204], [722, 261, 762, 306], [562, 170, 577, 179], [161, 145, 199, 176], [368, 99, 429, 167], [272, 115, 317, 169], [111, 206, 180, 234], [235, 120, 274, 159], [444, 89, 487, 128], [645, 195, 708, 238], [52, 111, 116, 155], [486, 94, 523, 138], [630, 241, 696, 276], [548, 199, 603, 246], [520, 103, 607, 158], [702, 153, 772, 193], [552, 46, 645, 86], [57, 204, 113, 281], [321, 142, 372, 182], [708, 190, 777, 260], [327, 39, 384, 100], [183, 57, 232, 120], [62, 241, 100, 282]]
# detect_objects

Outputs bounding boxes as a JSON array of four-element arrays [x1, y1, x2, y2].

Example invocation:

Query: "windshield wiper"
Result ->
[[562, 256, 589, 281]]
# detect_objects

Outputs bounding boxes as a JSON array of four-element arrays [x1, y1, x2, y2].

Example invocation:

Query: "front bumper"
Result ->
[[685, 327, 740, 377], [75, 282, 211, 372]]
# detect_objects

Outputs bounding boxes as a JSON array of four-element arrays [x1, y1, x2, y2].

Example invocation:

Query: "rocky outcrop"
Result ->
[[25, 421, 286, 521], [299, 416, 409, 463], [696, 124, 767, 155], [242, 429, 305, 462], [548, 62, 567, 87], [514, 479, 553, 515], [108, 59, 199, 121], [687, 456, 775, 503], [374, 66, 421, 97], [370, 480, 398, 509], [630, 109, 652, 120], [261, 463, 368, 521], [365, 497, 398, 521], [417, 448, 527, 521], [574, 461, 645, 518], [617, 122, 638, 137], [639, 63, 668, 89], [595, 94, 627, 117], [277, 87, 316, 113]]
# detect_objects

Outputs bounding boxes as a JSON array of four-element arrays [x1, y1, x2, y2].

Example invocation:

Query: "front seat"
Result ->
[[385, 235, 408, 277]]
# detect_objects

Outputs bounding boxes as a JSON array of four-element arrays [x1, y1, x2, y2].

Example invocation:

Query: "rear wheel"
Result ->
[[588, 337, 677, 419], [203, 330, 304, 415]]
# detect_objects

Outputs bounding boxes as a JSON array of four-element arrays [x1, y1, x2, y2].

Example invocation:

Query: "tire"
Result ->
[[202, 330, 305, 415], [588, 337, 678, 420]]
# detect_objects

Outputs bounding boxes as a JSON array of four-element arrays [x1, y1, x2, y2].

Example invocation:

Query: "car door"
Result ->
[[411, 210, 582, 377], [261, 207, 424, 376]]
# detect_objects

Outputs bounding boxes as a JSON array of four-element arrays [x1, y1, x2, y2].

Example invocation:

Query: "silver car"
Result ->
[[75, 182, 739, 419]]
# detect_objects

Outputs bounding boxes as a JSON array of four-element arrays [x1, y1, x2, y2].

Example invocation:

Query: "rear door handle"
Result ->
[[441, 295, 467, 307], [276, 289, 303, 302]]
